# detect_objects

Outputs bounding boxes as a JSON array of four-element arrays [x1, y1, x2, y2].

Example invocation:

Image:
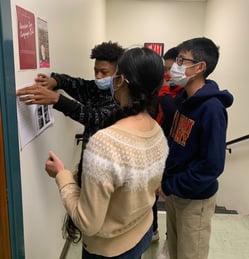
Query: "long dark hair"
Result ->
[[63, 47, 164, 243], [107, 47, 165, 123]]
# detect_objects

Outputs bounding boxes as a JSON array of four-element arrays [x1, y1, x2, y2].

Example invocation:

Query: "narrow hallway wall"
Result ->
[[205, 0, 249, 214]]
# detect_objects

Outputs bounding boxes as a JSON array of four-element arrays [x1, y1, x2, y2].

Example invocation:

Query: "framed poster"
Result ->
[[144, 42, 164, 57], [16, 6, 37, 69], [37, 18, 50, 68]]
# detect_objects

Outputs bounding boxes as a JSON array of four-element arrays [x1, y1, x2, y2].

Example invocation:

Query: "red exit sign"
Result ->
[[144, 43, 164, 56]]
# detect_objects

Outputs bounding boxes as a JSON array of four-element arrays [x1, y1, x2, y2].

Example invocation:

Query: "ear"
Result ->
[[114, 74, 127, 91], [196, 61, 206, 74], [120, 74, 129, 85]]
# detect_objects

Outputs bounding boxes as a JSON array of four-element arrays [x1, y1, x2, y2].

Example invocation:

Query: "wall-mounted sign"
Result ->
[[37, 17, 50, 68], [144, 42, 164, 57], [16, 6, 37, 69]]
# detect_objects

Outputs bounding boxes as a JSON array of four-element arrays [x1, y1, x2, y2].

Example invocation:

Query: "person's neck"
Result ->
[[116, 86, 131, 106], [115, 112, 155, 131], [185, 77, 205, 97]]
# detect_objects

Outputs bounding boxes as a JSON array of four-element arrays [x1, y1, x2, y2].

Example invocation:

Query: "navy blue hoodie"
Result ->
[[161, 80, 233, 199]]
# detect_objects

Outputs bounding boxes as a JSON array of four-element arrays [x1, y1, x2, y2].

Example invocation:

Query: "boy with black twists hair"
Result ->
[[16, 41, 125, 242], [159, 37, 233, 259], [45, 47, 169, 259]]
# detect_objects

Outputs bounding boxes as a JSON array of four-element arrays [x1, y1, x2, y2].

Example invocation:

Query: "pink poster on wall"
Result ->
[[16, 6, 37, 69]]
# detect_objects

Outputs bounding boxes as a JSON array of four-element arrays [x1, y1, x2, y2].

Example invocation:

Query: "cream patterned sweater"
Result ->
[[56, 122, 168, 257]]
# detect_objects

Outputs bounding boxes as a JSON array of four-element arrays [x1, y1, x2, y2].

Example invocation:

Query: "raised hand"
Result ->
[[35, 73, 57, 90], [16, 84, 60, 105], [45, 151, 65, 178]]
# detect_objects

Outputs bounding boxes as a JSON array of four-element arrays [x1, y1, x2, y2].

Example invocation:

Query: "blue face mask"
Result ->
[[95, 76, 113, 90], [95, 76, 115, 97]]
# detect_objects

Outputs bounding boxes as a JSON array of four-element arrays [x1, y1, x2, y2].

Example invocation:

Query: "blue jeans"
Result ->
[[82, 226, 153, 259]]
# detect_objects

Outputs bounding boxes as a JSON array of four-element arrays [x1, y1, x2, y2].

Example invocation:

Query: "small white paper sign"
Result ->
[[17, 83, 54, 149]]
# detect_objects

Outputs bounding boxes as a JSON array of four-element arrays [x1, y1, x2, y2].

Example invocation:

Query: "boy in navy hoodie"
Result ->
[[159, 37, 233, 259]]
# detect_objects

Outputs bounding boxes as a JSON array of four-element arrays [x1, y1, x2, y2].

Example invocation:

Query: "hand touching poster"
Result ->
[[16, 83, 54, 149]]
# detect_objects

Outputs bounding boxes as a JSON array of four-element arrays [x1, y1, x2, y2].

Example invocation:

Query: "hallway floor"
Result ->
[[66, 212, 249, 259]]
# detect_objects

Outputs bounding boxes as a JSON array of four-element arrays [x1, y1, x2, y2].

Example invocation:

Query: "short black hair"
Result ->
[[177, 37, 219, 78], [90, 41, 125, 62], [163, 47, 178, 61]]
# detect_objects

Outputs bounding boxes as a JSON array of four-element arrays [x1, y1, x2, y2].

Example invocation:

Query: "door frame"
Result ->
[[0, 0, 25, 258]]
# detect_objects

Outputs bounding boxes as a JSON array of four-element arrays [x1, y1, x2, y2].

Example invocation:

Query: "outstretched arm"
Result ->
[[16, 84, 60, 105], [35, 72, 93, 103], [17, 72, 118, 129], [17, 83, 118, 128]]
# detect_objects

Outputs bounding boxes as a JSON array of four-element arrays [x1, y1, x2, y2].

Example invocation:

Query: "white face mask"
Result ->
[[170, 63, 197, 87], [170, 62, 190, 87]]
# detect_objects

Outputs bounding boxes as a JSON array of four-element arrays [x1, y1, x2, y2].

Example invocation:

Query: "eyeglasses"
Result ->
[[176, 56, 199, 66]]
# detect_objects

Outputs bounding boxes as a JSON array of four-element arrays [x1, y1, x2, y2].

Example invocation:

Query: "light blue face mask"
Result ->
[[95, 76, 115, 96], [95, 76, 113, 90]]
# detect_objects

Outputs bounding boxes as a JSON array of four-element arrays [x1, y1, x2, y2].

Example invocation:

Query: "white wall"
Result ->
[[11, 0, 106, 258], [205, 0, 249, 214], [106, 0, 206, 49]]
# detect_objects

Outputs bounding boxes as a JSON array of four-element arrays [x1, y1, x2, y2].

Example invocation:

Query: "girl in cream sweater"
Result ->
[[45, 47, 168, 259]]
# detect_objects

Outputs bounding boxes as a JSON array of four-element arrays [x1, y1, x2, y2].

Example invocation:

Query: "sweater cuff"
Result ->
[[55, 169, 76, 190], [50, 72, 61, 91], [53, 94, 78, 113]]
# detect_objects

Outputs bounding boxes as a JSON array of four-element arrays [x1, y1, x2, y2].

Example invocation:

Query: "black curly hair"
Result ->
[[90, 41, 125, 62]]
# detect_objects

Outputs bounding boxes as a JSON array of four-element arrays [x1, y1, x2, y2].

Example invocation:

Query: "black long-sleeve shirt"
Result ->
[[51, 72, 119, 148]]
